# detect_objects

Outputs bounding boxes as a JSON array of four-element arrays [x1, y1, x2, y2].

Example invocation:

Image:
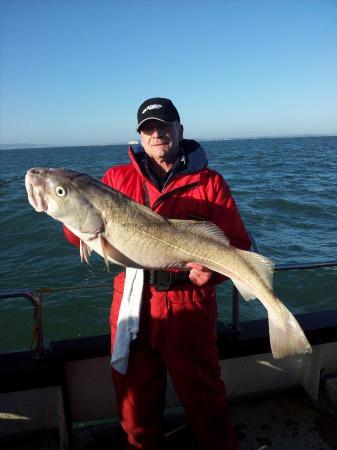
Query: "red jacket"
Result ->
[[63, 140, 251, 297]]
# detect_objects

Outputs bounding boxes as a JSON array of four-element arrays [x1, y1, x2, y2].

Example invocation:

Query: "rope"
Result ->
[[28, 283, 113, 351], [164, 422, 189, 438], [30, 323, 39, 351], [37, 283, 113, 294]]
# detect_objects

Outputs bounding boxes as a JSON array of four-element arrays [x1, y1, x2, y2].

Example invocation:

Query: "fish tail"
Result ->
[[268, 299, 312, 358], [201, 248, 312, 358]]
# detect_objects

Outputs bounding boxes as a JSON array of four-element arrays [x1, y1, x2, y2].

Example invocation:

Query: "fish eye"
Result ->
[[55, 185, 67, 197]]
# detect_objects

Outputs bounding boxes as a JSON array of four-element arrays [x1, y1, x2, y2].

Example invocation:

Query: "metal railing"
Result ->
[[0, 284, 112, 357], [0, 290, 45, 357], [231, 260, 337, 334], [1, 239, 337, 353], [230, 231, 337, 334]]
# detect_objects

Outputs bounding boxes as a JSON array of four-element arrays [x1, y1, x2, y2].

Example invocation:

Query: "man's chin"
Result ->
[[154, 146, 170, 154]]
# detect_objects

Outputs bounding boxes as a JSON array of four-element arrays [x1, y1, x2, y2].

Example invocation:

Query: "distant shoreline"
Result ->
[[1, 134, 336, 151]]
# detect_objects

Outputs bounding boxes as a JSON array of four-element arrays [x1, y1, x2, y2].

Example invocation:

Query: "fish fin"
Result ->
[[268, 299, 312, 359], [159, 261, 188, 270], [135, 203, 168, 223], [169, 219, 230, 246], [99, 234, 143, 269], [231, 277, 256, 301], [236, 249, 274, 291], [99, 235, 110, 271], [80, 240, 92, 264], [211, 249, 274, 302]]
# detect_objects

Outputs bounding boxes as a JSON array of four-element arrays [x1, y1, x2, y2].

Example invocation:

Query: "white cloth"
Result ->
[[110, 268, 144, 374]]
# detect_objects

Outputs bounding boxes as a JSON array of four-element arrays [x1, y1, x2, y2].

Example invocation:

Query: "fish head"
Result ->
[[25, 167, 104, 236]]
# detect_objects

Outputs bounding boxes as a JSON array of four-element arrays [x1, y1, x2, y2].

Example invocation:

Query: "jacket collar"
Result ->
[[128, 139, 208, 177]]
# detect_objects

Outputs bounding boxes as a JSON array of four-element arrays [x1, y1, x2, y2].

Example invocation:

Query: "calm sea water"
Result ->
[[1, 136, 337, 352]]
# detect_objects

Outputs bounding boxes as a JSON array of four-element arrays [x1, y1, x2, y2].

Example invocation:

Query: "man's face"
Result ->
[[140, 120, 183, 161]]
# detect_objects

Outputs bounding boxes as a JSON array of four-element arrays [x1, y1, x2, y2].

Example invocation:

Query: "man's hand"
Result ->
[[185, 262, 213, 287]]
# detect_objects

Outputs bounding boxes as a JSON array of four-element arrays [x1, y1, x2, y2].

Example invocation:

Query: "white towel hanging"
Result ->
[[110, 268, 144, 374]]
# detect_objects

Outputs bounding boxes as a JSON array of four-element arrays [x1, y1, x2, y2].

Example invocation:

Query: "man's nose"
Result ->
[[151, 127, 164, 137]]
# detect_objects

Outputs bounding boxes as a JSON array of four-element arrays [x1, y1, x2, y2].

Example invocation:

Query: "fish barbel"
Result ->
[[25, 167, 312, 359]]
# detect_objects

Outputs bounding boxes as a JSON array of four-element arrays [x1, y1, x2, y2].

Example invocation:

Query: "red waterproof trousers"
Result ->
[[64, 143, 249, 449], [110, 278, 238, 450]]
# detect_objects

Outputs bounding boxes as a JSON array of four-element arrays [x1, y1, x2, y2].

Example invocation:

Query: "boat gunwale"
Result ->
[[1, 308, 337, 394]]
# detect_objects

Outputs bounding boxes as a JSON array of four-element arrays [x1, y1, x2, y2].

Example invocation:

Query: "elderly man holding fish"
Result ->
[[63, 97, 250, 449], [25, 98, 311, 450]]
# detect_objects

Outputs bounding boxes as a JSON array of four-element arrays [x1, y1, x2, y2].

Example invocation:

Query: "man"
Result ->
[[64, 97, 251, 449]]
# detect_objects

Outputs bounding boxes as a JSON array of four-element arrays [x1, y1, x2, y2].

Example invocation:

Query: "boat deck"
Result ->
[[2, 387, 337, 450], [1, 296, 337, 450]]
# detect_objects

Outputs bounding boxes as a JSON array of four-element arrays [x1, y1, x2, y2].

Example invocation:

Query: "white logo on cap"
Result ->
[[142, 104, 163, 114]]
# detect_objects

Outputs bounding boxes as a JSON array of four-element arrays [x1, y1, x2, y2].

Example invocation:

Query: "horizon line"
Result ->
[[1, 133, 336, 150]]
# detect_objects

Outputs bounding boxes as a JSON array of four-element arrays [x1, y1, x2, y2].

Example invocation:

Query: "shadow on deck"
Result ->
[[2, 387, 337, 450]]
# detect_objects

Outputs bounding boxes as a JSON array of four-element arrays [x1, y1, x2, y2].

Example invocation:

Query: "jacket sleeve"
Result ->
[[63, 225, 80, 248], [206, 172, 251, 285]]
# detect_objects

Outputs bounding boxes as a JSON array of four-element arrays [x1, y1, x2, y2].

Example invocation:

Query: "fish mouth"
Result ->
[[25, 169, 48, 212]]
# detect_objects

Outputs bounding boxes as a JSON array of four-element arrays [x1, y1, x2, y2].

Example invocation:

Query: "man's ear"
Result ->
[[179, 124, 184, 142]]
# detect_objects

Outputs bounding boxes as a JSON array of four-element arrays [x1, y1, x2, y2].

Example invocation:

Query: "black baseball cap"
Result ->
[[137, 97, 180, 132]]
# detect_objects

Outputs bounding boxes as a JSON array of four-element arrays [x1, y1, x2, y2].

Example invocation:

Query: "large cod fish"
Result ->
[[25, 167, 312, 359]]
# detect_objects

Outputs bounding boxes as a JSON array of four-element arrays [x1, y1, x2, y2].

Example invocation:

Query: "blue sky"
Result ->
[[1, 0, 337, 146]]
